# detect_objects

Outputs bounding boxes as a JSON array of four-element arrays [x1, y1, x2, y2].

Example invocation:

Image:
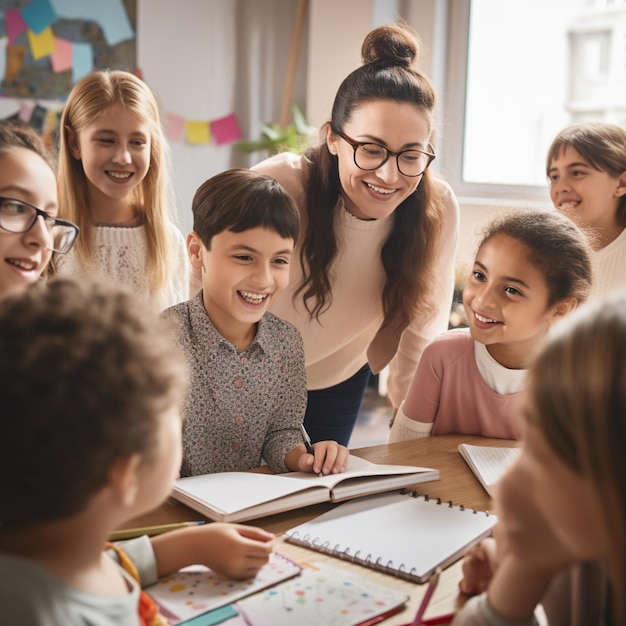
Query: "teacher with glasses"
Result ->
[[252, 22, 459, 446]]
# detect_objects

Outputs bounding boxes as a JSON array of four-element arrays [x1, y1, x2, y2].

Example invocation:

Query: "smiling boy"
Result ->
[[162, 169, 348, 477]]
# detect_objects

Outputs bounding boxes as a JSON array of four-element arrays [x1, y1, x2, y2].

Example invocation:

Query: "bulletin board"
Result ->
[[0, 0, 136, 101]]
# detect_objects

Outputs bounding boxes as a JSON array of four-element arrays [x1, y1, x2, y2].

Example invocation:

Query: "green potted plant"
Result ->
[[235, 105, 317, 156]]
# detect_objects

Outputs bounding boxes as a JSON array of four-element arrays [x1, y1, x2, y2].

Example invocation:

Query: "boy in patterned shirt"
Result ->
[[163, 169, 349, 476]]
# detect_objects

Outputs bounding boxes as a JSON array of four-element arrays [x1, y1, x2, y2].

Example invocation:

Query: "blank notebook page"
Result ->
[[285, 491, 497, 583]]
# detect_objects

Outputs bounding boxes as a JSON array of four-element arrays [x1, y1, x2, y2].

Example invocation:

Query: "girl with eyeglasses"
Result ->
[[0, 120, 78, 299], [199, 22, 459, 446]]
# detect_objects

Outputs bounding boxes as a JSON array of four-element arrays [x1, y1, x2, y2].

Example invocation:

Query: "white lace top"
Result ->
[[56, 221, 189, 311]]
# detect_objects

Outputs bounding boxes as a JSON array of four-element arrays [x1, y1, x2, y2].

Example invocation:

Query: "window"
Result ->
[[439, 0, 626, 200]]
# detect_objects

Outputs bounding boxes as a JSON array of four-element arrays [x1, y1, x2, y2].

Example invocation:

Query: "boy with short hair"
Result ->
[[163, 169, 349, 477], [0, 277, 274, 625]]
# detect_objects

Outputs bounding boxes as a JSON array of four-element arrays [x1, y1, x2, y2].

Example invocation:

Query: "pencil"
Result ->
[[409, 569, 441, 626], [300, 423, 323, 476], [108, 520, 207, 541]]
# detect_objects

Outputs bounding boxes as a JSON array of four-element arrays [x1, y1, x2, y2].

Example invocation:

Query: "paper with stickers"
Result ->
[[234, 561, 408, 626], [146, 551, 302, 624]]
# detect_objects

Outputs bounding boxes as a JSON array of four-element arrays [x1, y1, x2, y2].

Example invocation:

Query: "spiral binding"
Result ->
[[286, 491, 492, 583]]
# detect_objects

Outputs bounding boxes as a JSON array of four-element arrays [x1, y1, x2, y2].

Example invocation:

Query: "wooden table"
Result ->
[[121, 435, 518, 624]]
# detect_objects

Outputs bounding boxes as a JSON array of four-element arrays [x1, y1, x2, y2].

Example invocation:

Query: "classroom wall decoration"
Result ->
[[0, 0, 242, 147], [0, 0, 136, 100]]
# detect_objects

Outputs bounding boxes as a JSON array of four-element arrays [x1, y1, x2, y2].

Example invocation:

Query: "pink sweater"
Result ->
[[402, 329, 522, 439]]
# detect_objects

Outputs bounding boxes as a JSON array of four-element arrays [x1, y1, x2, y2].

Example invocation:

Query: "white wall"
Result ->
[[137, 0, 236, 234]]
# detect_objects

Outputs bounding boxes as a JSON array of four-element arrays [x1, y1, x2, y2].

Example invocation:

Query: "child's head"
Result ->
[[546, 122, 626, 229], [0, 121, 78, 298], [188, 169, 299, 342], [496, 292, 626, 622], [191, 169, 299, 248], [463, 210, 592, 365], [0, 277, 187, 531]]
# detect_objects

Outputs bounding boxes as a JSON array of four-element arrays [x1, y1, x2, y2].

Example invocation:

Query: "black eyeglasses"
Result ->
[[0, 197, 79, 254], [336, 131, 436, 177]]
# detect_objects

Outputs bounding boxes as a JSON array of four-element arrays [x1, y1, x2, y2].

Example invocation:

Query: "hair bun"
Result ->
[[361, 23, 419, 68]]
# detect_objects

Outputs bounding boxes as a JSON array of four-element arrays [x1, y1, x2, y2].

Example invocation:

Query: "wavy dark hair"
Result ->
[[295, 22, 444, 331]]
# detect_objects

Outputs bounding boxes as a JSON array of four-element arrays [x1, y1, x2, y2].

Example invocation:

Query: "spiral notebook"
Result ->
[[285, 491, 497, 583]]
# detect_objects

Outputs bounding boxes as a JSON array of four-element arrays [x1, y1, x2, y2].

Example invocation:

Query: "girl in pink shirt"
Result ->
[[389, 209, 593, 441]]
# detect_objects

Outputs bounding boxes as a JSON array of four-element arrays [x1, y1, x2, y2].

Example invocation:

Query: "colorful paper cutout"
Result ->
[[50, 37, 73, 73], [21, 0, 57, 36], [27, 27, 56, 61], [210, 113, 243, 145], [50, 0, 134, 46], [4, 8, 28, 46], [71, 42, 92, 84], [18, 102, 33, 123], [44, 108, 61, 133], [165, 112, 185, 142], [185, 120, 211, 145], [5, 45, 27, 81]]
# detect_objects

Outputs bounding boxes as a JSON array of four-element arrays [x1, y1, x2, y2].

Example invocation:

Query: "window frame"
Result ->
[[438, 0, 549, 204]]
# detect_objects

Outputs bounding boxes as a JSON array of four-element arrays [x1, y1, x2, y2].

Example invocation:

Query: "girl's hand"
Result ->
[[152, 522, 274, 580], [288, 441, 350, 474], [459, 537, 498, 595]]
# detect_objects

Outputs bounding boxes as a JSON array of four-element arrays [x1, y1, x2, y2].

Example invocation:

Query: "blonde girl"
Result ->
[[57, 70, 188, 309], [547, 122, 626, 297]]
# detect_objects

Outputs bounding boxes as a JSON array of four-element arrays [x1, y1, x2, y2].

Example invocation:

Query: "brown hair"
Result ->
[[0, 277, 187, 529], [525, 292, 626, 623], [477, 210, 593, 307], [192, 169, 299, 248], [546, 122, 626, 226], [297, 22, 443, 330], [0, 119, 56, 170]]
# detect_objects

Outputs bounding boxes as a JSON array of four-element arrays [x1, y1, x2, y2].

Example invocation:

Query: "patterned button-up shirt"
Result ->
[[162, 290, 307, 476]]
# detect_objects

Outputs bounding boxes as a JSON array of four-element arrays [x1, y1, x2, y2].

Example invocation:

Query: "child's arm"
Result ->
[[150, 523, 275, 581], [284, 440, 350, 474], [388, 403, 433, 442], [388, 340, 444, 442]]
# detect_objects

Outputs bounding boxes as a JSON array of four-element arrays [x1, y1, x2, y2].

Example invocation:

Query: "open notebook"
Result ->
[[171, 456, 439, 522], [458, 443, 521, 496], [285, 491, 497, 583]]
